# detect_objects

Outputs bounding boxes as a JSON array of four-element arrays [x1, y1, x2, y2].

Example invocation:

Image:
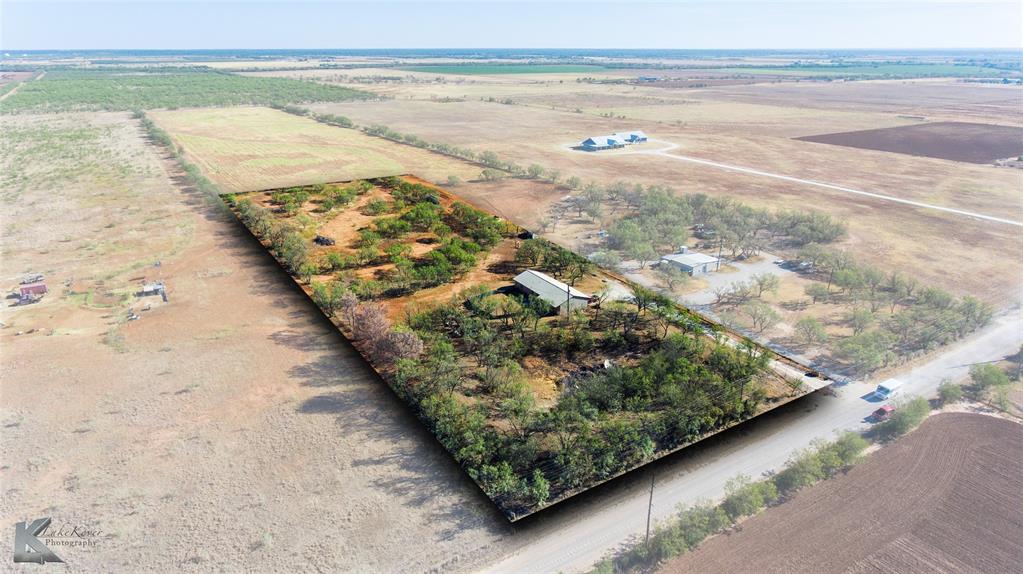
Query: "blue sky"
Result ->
[[3, 1, 1021, 50]]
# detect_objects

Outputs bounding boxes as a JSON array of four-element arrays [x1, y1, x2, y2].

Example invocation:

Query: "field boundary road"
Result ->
[[565, 139, 1023, 228], [482, 306, 1023, 574]]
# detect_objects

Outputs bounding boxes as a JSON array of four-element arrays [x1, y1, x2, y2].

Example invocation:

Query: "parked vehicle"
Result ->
[[871, 405, 895, 422], [874, 378, 904, 400]]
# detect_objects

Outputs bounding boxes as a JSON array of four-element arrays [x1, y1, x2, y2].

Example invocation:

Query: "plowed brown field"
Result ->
[[661, 413, 1023, 574]]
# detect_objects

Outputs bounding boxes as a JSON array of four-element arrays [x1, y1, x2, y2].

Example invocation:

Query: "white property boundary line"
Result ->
[[565, 138, 1023, 228], [647, 150, 1023, 227]]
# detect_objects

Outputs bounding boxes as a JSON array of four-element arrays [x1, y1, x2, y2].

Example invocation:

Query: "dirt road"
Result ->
[[482, 306, 1023, 573], [613, 140, 1022, 227]]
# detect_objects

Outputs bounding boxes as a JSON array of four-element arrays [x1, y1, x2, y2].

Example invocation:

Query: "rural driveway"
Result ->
[[679, 251, 794, 306], [482, 306, 1023, 574]]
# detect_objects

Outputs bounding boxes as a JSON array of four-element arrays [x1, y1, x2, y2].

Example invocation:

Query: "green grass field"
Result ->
[[0, 69, 372, 114], [399, 64, 607, 75]]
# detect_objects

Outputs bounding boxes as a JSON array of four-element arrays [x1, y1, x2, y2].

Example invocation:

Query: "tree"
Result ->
[[835, 330, 895, 374], [627, 241, 658, 269], [794, 316, 828, 346], [743, 300, 780, 333], [937, 380, 963, 405], [372, 329, 424, 364], [446, 175, 462, 187], [298, 262, 319, 284], [656, 264, 689, 293], [352, 303, 389, 342], [589, 251, 621, 272], [752, 273, 780, 298], [530, 469, 550, 506], [774, 448, 825, 495], [480, 168, 504, 181], [722, 474, 777, 520], [527, 163, 545, 179], [969, 363, 1010, 390], [847, 307, 874, 335], [565, 176, 582, 190], [874, 396, 930, 440], [805, 283, 830, 304]]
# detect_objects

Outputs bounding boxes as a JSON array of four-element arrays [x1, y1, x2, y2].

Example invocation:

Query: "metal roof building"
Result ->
[[512, 269, 591, 313], [580, 135, 626, 151], [660, 252, 720, 276]]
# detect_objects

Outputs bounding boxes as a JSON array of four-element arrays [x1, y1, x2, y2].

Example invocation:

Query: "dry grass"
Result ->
[[307, 97, 1023, 304], [0, 110, 510, 573], [147, 106, 481, 193]]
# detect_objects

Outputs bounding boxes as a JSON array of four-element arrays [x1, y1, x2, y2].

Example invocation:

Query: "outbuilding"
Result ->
[[580, 135, 626, 151], [19, 282, 48, 297], [512, 269, 591, 314], [660, 251, 720, 276], [616, 130, 648, 143]]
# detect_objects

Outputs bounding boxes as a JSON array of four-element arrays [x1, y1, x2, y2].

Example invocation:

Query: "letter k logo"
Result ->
[[13, 518, 64, 564]]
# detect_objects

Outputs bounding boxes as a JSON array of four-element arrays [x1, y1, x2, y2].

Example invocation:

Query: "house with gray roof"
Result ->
[[512, 269, 591, 313], [660, 251, 720, 276]]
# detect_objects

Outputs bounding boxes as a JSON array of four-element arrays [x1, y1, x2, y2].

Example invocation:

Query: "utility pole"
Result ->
[[645, 473, 656, 545]]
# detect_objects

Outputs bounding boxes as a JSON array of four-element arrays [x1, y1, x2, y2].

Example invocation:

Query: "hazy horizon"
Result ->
[[3, 1, 1021, 51]]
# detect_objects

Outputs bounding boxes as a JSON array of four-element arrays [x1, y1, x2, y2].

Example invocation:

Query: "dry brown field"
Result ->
[[797, 121, 1023, 163], [147, 106, 481, 193], [306, 98, 1023, 304], [0, 111, 510, 572], [660, 412, 1023, 574], [0, 71, 35, 86], [689, 79, 1023, 126]]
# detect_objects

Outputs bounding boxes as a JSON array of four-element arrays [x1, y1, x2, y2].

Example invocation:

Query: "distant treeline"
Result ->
[[0, 68, 373, 114]]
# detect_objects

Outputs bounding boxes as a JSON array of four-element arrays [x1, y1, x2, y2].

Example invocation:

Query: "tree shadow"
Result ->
[[275, 320, 509, 541]]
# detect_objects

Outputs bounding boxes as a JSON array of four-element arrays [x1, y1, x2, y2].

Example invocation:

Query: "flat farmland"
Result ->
[[309, 99, 1023, 303], [689, 79, 1023, 126], [0, 110, 510, 572], [660, 413, 1023, 574], [147, 106, 481, 192], [797, 121, 1023, 163]]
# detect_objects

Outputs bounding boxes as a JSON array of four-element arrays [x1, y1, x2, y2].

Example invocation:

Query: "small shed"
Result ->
[[616, 130, 648, 143], [19, 282, 47, 297], [512, 269, 590, 314], [660, 252, 720, 276]]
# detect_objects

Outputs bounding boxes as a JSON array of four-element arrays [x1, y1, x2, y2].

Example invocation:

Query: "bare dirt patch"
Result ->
[[797, 121, 1023, 164], [660, 412, 1023, 574], [0, 112, 510, 573]]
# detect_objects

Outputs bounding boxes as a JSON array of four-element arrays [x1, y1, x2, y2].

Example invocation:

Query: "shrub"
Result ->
[[874, 396, 930, 440], [937, 380, 963, 405]]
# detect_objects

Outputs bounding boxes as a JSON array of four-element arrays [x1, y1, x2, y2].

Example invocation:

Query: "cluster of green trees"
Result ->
[[233, 198, 309, 273], [516, 238, 593, 285], [386, 276, 773, 515], [967, 361, 1019, 412], [796, 245, 993, 374], [600, 186, 846, 263], [2, 69, 371, 114], [597, 431, 870, 573]]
